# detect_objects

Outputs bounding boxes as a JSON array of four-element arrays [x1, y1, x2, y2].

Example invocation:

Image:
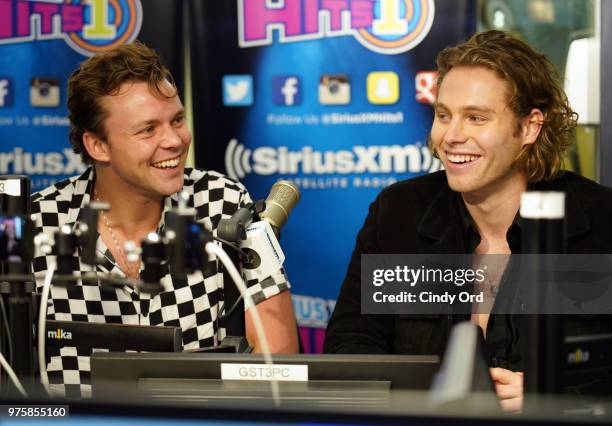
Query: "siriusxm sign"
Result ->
[[225, 139, 441, 179], [0, 147, 86, 176], [292, 294, 336, 328]]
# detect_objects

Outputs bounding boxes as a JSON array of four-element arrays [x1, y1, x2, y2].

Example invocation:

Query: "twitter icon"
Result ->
[[223, 75, 254, 106]]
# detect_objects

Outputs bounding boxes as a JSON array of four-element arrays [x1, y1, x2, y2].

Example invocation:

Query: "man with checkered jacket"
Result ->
[[31, 42, 298, 398]]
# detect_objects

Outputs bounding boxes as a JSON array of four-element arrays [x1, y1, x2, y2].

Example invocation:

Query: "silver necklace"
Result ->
[[94, 189, 139, 278]]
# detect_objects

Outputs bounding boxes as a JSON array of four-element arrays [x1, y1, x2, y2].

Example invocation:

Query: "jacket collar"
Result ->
[[416, 172, 590, 245], [416, 181, 465, 252]]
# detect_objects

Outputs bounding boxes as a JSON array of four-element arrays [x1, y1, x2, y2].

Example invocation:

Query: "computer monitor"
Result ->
[[90, 353, 439, 406]]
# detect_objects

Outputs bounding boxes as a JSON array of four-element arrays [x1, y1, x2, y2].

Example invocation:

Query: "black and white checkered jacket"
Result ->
[[31, 167, 289, 398]]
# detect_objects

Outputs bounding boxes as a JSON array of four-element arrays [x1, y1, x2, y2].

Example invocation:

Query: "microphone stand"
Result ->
[[216, 204, 264, 353], [165, 201, 253, 354], [519, 192, 565, 408], [219, 248, 250, 353], [0, 266, 35, 392], [214, 181, 300, 353], [0, 176, 36, 394], [159, 182, 298, 354]]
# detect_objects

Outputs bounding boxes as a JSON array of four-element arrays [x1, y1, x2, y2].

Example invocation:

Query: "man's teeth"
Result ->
[[152, 158, 180, 169], [447, 154, 479, 164]]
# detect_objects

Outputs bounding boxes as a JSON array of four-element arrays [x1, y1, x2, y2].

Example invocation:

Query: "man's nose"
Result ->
[[443, 119, 468, 145], [160, 125, 185, 148]]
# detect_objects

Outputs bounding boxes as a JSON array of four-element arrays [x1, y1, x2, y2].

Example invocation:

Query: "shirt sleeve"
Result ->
[[323, 191, 395, 354]]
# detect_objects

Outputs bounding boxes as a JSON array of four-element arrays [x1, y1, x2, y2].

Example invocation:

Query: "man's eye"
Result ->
[[435, 112, 449, 120], [140, 126, 155, 134], [172, 116, 184, 126], [468, 115, 486, 123]]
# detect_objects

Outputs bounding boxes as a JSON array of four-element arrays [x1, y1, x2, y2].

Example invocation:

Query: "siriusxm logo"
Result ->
[[0, 148, 86, 176], [292, 294, 336, 328], [47, 328, 72, 340], [225, 139, 441, 179]]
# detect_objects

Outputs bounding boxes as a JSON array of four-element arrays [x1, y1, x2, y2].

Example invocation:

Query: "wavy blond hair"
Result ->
[[433, 30, 577, 182]]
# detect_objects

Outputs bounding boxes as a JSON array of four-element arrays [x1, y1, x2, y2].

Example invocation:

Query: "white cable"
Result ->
[[37, 258, 56, 395], [205, 242, 281, 407], [0, 351, 28, 398]]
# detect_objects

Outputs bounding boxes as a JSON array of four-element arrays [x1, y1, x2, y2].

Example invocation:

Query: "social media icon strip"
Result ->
[[367, 72, 399, 105], [272, 75, 302, 106], [319, 74, 350, 105], [223, 75, 254, 107], [0, 77, 13, 108], [30, 77, 60, 107]]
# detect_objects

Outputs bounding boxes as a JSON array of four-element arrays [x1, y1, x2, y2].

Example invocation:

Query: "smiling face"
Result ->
[[89, 80, 191, 200], [430, 66, 536, 200]]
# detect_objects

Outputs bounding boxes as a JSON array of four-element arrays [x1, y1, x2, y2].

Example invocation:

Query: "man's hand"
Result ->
[[490, 367, 523, 413]]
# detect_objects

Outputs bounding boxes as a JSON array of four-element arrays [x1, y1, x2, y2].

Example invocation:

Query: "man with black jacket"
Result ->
[[325, 30, 612, 411]]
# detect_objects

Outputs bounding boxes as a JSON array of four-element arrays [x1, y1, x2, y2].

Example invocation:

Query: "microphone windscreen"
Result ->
[[260, 180, 300, 230]]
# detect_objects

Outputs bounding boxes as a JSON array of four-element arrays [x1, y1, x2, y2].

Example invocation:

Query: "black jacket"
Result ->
[[324, 170, 612, 366]]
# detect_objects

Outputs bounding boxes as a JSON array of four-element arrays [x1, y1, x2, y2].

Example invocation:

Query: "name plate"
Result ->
[[0, 179, 20, 196], [221, 363, 308, 381]]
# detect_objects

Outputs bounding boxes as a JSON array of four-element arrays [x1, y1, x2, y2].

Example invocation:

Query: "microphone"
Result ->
[[519, 191, 565, 398], [211, 181, 300, 350], [241, 181, 300, 281], [138, 232, 167, 295], [215, 181, 300, 352], [259, 180, 300, 236], [217, 180, 300, 243]]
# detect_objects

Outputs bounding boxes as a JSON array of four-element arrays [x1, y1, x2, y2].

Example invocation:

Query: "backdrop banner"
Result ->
[[0, 0, 183, 192], [197, 0, 475, 352]]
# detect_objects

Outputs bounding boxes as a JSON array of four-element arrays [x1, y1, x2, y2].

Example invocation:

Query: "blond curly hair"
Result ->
[[433, 30, 577, 182]]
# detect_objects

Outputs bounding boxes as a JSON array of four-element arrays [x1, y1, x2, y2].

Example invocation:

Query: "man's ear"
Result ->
[[82, 132, 110, 163], [521, 108, 545, 147]]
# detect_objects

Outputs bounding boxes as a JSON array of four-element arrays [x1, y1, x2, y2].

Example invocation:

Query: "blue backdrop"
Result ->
[[0, 0, 183, 190], [189, 0, 476, 352]]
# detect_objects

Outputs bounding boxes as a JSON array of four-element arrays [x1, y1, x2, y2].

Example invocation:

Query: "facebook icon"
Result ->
[[272, 75, 301, 106], [0, 77, 13, 108]]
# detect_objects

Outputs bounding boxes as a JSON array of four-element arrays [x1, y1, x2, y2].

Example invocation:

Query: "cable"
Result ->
[[205, 242, 280, 407], [0, 296, 13, 365], [212, 236, 251, 262], [37, 259, 56, 396], [217, 293, 245, 321], [0, 351, 28, 398]]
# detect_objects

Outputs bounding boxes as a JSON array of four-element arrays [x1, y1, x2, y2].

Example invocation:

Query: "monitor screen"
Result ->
[[91, 353, 439, 407]]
